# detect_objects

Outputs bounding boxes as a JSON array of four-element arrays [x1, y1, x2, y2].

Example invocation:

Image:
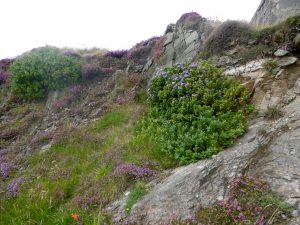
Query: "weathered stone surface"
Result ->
[[126, 124, 263, 224], [274, 49, 289, 57], [225, 58, 270, 76], [250, 98, 300, 220], [164, 33, 174, 46], [294, 33, 300, 49], [185, 31, 199, 46], [283, 79, 300, 104], [251, 0, 300, 27], [122, 106, 300, 224], [162, 16, 213, 66], [142, 59, 153, 73], [277, 56, 298, 67]]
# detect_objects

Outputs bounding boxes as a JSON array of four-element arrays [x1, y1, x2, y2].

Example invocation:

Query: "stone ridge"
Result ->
[[251, 0, 300, 27]]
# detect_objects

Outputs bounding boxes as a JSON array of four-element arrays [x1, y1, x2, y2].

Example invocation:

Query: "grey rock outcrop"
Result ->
[[163, 15, 213, 66], [251, 0, 300, 27], [274, 49, 289, 57], [277, 56, 298, 67], [109, 59, 300, 225]]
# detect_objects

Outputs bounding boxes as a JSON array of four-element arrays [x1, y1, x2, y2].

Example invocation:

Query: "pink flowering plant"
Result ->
[[112, 163, 156, 179], [197, 175, 291, 225]]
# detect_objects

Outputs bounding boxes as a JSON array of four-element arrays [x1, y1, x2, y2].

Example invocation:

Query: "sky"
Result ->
[[0, 0, 261, 59]]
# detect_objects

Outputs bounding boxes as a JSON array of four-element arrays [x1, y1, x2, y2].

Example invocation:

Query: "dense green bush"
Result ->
[[10, 46, 82, 100], [140, 62, 251, 164]]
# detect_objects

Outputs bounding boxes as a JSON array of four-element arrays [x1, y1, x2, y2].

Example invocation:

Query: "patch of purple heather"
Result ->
[[151, 36, 166, 61], [82, 64, 111, 80], [105, 50, 128, 59], [113, 163, 156, 179], [74, 192, 102, 210], [30, 131, 54, 146], [52, 95, 74, 110], [0, 71, 10, 84], [68, 84, 82, 95], [0, 162, 12, 178], [0, 153, 12, 178], [6, 177, 24, 197], [179, 12, 202, 22], [0, 58, 13, 71]]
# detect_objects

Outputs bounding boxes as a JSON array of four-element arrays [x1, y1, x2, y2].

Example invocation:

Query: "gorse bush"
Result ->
[[141, 62, 251, 164], [10, 46, 82, 100]]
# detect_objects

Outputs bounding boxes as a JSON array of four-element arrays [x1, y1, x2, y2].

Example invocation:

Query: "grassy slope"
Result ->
[[0, 102, 176, 225]]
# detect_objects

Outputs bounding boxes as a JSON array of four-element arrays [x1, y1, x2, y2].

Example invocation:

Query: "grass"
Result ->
[[125, 182, 148, 214], [0, 103, 177, 225], [262, 60, 279, 73], [94, 109, 129, 132], [237, 44, 270, 64], [196, 175, 291, 225], [264, 105, 283, 119], [200, 15, 300, 60]]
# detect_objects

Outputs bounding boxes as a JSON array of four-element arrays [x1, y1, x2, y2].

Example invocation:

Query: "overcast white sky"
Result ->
[[0, 0, 261, 59]]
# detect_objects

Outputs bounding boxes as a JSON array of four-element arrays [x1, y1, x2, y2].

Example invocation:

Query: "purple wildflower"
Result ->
[[113, 163, 156, 179], [0, 153, 12, 178], [189, 62, 198, 68], [0, 162, 12, 178], [238, 212, 246, 221], [175, 63, 183, 68], [6, 177, 24, 197], [159, 71, 168, 78]]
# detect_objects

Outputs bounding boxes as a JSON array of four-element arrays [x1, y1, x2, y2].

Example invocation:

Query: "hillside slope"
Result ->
[[1, 8, 300, 225]]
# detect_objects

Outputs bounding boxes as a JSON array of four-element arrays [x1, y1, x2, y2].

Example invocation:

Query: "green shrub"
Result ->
[[10, 46, 82, 100], [140, 62, 251, 165]]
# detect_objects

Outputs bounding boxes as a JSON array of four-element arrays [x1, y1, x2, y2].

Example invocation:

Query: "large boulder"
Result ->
[[251, 0, 300, 27]]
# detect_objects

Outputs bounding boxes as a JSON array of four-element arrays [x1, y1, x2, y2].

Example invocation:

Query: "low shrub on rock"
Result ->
[[203, 21, 252, 57], [140, 62, 251, 164], [10, 46, 82, 101]]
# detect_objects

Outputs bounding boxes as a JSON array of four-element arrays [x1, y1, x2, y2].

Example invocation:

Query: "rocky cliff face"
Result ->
[[106, 10, 300, 224], [162, 13, 213, 66], [251, 0, 300, 27], [109, 58, 300, 225]]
